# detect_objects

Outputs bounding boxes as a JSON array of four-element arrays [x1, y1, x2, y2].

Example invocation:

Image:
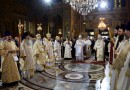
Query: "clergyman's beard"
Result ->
[[118, 35, 124, 42], [124, 35, 129, 40], [26, 39, 32, 46], [115, 33, 118, 37]]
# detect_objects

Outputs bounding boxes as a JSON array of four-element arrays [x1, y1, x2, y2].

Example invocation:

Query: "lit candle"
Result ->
[[48, 25, 49, 33]]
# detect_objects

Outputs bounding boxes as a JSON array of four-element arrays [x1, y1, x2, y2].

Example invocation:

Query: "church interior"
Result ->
[[0, 0, 130, 90]]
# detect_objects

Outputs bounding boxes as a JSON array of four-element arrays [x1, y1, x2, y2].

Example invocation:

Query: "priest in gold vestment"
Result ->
[[116, 22, 130, 90], [94, 34, 105, 61], [1, 31, 20, 85], [111, 23, 130, 90], [33, 34, 48, 71], [44, 33, 54, 62]]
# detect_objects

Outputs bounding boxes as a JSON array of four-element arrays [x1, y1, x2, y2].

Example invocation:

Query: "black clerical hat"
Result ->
[[4, 31, 11, 36], [120, 24, 126, 31], [115, 25, 120, 30], [22, 32, 29, 40], [126, 22, 130, 31]]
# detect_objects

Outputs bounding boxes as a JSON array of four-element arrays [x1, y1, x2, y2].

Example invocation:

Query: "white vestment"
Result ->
[[94, 39, 105, 61], [116, 39, 128, 56], [74, 39, 84, 61], [63, 41, 72, 58], [54, 40, 61, 60], [20, 39, 35, 78], [44, 38, 54, 62], [84, 40, 92, 58]]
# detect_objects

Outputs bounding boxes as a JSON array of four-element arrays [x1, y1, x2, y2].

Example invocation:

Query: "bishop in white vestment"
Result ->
[[94, 35, 105, 61], [75, 35, 84, 61], [20, 32, 35, 78]]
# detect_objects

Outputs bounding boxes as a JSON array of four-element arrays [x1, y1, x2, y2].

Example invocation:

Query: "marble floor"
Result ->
[[0, 57, 110, 90]]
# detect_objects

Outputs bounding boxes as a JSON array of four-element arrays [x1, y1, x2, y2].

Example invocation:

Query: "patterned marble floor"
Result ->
[[0, 57, 110, 90]]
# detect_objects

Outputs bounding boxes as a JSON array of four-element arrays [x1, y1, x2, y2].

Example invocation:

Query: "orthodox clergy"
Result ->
[[1, 31, 20, 85], [111, 29, 130, 90], [44, 33, 54, 62], [75, 35, 84, 61], [84, 37, 92, 58], [54, 36, 61, 60], [115, 24, 125, 50], [115, 24, 127, 58], [116, 22, 130, 90], [110, 24, 127, 90], [33, 34, 47, 71], [63, 37, 72, 59], [20, 32, 35, 78], [94, 34, 105, 61], [114, 25, 120, 48]]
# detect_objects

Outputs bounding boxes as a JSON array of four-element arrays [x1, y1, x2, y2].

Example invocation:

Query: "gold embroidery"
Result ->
[[125, 68, 130, 77], [112, 43, 130, 71]]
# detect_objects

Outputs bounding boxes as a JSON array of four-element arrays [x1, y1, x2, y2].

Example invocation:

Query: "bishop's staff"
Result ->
[[18, 21, 24, 77]]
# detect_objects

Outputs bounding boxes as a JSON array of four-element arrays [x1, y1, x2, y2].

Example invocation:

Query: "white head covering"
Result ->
[[36, 34, 41, 39], [78, 35, 82, 39], [98, 34, 102, 39]]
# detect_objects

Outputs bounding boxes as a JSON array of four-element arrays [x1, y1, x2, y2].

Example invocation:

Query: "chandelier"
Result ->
[[62, 0, 99, 15], [98, 18, 106, 30]]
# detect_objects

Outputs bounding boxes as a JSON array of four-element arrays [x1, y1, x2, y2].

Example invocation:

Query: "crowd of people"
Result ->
[[0, 21, 130, 90], [0, 31, 94, 86]]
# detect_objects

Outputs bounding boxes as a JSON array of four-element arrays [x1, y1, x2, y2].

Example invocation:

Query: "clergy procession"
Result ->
[[0, 22, 130, 90]]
